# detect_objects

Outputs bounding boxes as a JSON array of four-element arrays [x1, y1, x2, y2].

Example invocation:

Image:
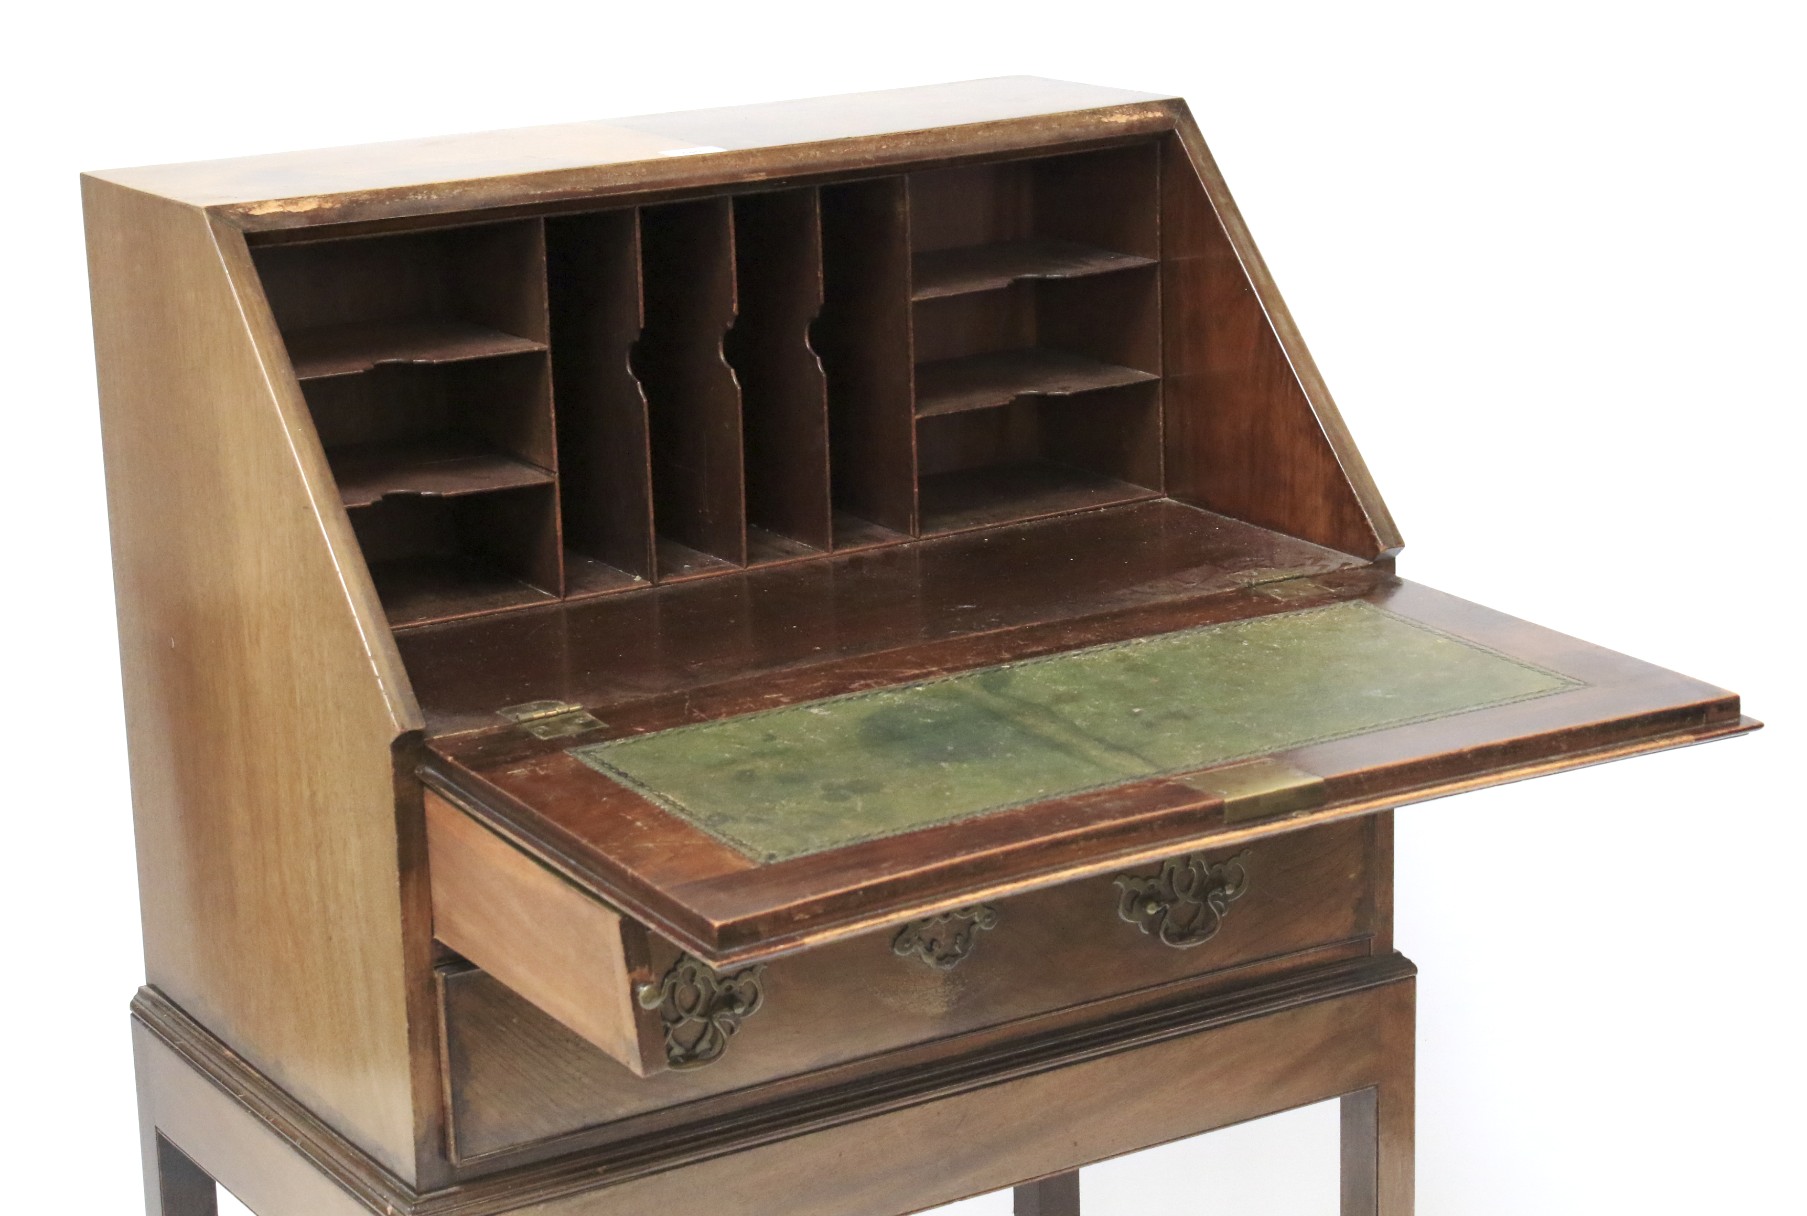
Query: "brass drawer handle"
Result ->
[[1114, 850, 1252, 949], [636, 955, 766, 1070], [892, 904, 1000, 970]]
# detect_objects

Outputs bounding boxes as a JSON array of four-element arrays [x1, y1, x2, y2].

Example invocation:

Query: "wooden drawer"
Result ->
[[426, 792, 667, 1075], [428, 790, 1384, 1157]]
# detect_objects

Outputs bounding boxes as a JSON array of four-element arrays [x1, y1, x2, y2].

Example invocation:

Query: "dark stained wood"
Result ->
[[285, 319, 547, 380], [216, 108, 1380, 626], [150, 1136, 219, 1216], [329, 437, 554, 508], [911, 283, 1033, 367], [832, 509, 911, 551], [1032, 267, 1164, 498], [398, 500, 1365, 732], [636, 198, 746, 571], [363, 551, 560, 628], [1159, 128, 1397, 559], [1366, 812, 1395, 957], [728, 188, 834, 554], [907, 142, 1159, 258], [914, 239, 1155, 300], [653, 536, 741, 583], [1034, 263, 1162, 382], [918, 459, 1160, 533], [351, 482, 564, 627], [818, 177, 917, 536], [548, 209, 658, 586], [1035, 142, 1162, 256], [261, 219, 562, 626], [1015, 1172, 1080, 1216], [252, 222, 549, 341], [915, 348, 1157, 417], [300, 354, 556, 469], [908, 170, 1162, 524]]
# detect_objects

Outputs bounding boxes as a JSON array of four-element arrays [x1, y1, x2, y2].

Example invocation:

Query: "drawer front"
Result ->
[[432, 809, 1384, 1165], [426, 791, 665, 1075]]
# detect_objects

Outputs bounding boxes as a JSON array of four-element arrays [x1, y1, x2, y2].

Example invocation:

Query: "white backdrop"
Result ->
[[4, 2, 1799, 1212]]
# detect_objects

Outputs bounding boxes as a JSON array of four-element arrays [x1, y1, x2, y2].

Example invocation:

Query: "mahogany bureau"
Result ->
[[84, 78, 1755, 1216]]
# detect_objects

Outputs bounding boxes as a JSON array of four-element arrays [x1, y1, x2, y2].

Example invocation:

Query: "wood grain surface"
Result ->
[[435, 816, 1382, 1163], [89, 78, 1172, 222], [134, 954, 1414, 1214], [1160, 124, 1400, 559], [86, 179, 437, 1181], [425, 793, 661, 1077]]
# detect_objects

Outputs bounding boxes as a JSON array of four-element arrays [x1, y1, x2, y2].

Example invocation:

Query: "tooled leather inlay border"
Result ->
[[571, 601, 1580, 862]]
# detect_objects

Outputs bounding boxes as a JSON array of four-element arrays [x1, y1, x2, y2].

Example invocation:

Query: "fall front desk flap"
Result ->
[[422, 577, 1751, 964]]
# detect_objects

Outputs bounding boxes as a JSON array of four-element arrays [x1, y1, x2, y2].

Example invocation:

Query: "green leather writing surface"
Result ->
[[570, 601, 1578, 862]]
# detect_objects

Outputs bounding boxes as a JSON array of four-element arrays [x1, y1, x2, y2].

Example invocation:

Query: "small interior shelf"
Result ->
[[915, 349, 1158, 418], [832, 510, 909, 552], [919, 462, 1160, 535], [286, 320, 547, 381], [328, 437, 555, 509], [655, 537, 740, 583], [347, 484, 563, 627], [911, 239, 1155, 301], [367, 554, 560, 628], [564, 549, 650, 598], [746, 525, 822, 566]]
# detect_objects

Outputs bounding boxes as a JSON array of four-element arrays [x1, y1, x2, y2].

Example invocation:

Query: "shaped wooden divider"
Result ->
[[727, 189, 834, 561], [635, 199, 747, 578]]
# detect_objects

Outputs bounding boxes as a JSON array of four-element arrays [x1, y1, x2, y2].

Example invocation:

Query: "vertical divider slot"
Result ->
[[817, 177, 917, 545], [633, 198, 748, 578], [725, 189, 834, 562], [548, 210, 657, 595]]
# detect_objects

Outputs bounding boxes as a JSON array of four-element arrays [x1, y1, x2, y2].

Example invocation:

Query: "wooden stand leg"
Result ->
[[1014, 1170, 1080, 1216], [1340, 1080, 1413, 1215], [146, 1133, 220, 1216], [1340, 963, 1414, 1215]]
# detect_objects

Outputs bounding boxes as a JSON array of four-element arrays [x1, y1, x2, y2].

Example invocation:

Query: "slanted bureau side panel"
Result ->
[[84, 179, 430, 1181], [1160, 107, 1402, 560]]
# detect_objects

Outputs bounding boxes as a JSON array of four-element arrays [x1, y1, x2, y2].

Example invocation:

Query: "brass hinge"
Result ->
[[497, 699, 604, 740], [1178, 758, 1326, 824]]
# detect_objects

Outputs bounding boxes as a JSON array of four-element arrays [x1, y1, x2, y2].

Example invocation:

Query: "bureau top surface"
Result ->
[[84, 77, 1174, 228]]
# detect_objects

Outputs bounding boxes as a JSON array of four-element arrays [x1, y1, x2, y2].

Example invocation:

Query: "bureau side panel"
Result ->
[[1160, 110, 1402, 561], [84, 179, 431, 1181]]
